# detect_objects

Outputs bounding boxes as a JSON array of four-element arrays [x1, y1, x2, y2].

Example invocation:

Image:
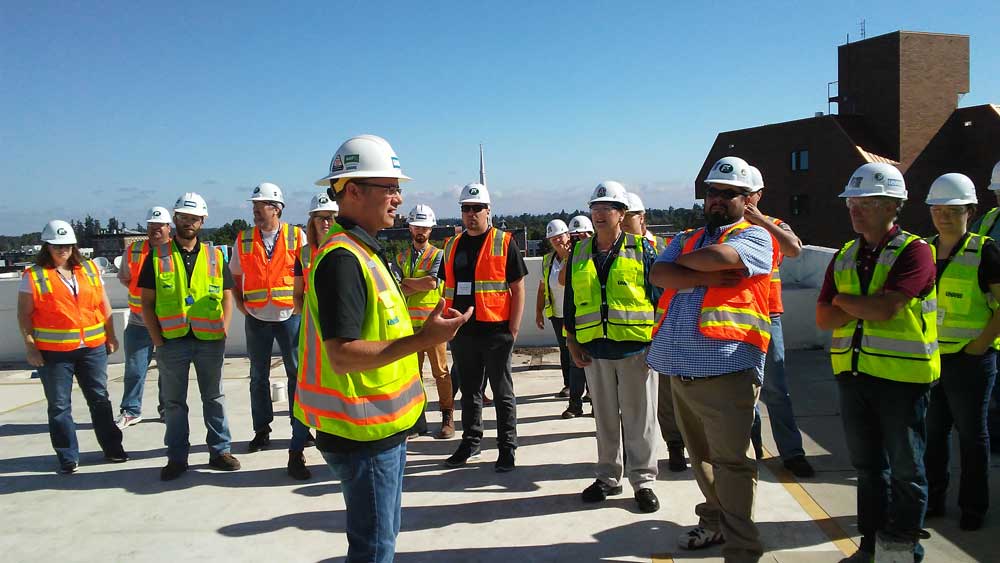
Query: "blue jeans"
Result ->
[[752, 315, 805, 460], [39, 346, 123, 466], [157, 337, 232, 463], [925, 350, 995, 518], [321, 440, 407, 563], [120, 323, 163, 417], [838, 373, 930, 559], [245, 313, 310, 450]]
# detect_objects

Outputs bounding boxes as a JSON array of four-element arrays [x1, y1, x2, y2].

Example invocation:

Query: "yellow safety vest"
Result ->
[[396, 244, 443, 328], [930, 233, 999, 354], [153, 241, 226, 340], [569, 233, 654, 344], [294, 223, 425, 441], [830, 231, 940, 383], [541, 251, 565, 319], [976, 208, 1000, 238]]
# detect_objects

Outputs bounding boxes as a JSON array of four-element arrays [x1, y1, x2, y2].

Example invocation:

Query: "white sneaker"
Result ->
[[677, 526, 724, 550], [115, 412, 142, 430]]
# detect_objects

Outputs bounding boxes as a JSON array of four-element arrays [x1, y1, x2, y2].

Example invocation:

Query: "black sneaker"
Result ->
[[209, 452, 241, 471], [59, 461, 79, 474], [287, 451, 311, 481], [495, 448, 515, 472], [444, 443, 481, 468], [247, 429, 271, 453], [635, 488, 660, 513], [783, 455, 815, 478], [581, 479, 623, 503], [104, 448, 130, 463], [562, 406, 584, 419], [160, 460, 188, 481]]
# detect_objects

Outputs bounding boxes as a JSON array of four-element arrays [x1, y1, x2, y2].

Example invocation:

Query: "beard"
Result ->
[[413, 234, 428, 244], [705, 207, 739, 230]]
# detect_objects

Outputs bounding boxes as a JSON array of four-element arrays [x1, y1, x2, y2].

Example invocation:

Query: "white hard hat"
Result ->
[[589, 181, 630, 209], [145, 206, 172, 224], [625, 192, 645, 213], [568, 215, 594, 234], [989, 160, 1000, 192], [315, 134, 411, 186], [926, 173, 977, 206], [408, 204, 437, 227], [545, 219, 569, 238], [308, 192, 339, 214], [839, 163, 907, 200], [249, 182, 285, 206], [706, 156, 754, 190], [173, 192, 209, 217], [459, 183, 491, 205], [747, 166, 765, 193], [41, 220, 77, 245]]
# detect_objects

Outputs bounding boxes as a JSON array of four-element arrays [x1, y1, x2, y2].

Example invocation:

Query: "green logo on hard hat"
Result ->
[[253, 186, 261, 193], [318, 196, 328, 204], [153, 210, 161, 217], [596, 186, 607, 197], [57, 228, 67, 235], [344, 154, 359, 164], [874, 172, 885, 182], [469, 187, 480, 195], [391, 157, 401, 169], [719, 163, 734, 174]]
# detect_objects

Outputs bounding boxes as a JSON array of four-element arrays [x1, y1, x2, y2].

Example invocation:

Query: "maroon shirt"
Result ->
[[818, 225, 936, 303]]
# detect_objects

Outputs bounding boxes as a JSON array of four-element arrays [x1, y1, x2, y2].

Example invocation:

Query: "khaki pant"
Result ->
[[417, 342, 452, 411], [671, 369, 762, 562]]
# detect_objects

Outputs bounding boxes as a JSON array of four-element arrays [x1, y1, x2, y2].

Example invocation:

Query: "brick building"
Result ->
[[697, 30, 1000, 247]]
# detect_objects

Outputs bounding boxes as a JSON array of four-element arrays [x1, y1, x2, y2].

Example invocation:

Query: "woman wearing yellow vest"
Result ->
[[922, 173, 1000, 531], [564, 181, 662, 514], [17, 220, 127, 473]]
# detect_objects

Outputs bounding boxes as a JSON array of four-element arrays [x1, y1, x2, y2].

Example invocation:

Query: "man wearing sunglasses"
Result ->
[[440, 182, 528, 472], [648, 156, 774, 561]]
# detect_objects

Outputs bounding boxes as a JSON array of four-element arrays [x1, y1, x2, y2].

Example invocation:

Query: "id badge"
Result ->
[[185, 295, 195, 306], [457, 281, 473, 296]]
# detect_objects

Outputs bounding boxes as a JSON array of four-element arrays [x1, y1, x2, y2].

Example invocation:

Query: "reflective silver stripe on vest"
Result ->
[[325, 234, 392, 293], [951, 252, 982, 268], [31, 266, 50, 296], [270, 288, 295, 299], [607, 308, 655, 323], [834, 243, 859, 273], [938, 326, 982, 339], [475, 281, 509, 292], [830, 334, 853, 349], [491, 229, 505, 256], [443, 287, 455, 299], [701, 309, 771, 333], [922, 299, 937, 313], [82, 324, 106, 340], [860, 334, 939, 355], [157, 243, 174, 273], [160, 316, 187, 331], [205, 242, 219, 277], [33, 328, 78, 342], [190, 317, 225, 332], [575, 311, 604, 325], [876, 233, 911, 269], [297, 375, 424, 422]]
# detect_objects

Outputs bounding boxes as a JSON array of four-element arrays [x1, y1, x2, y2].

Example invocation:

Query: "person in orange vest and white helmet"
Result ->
[[396, 204, 455, 439], [17, 220, 128, 473], [743, 165, 815, 478], [298, 134, 471, 562], [440, 182, 528, 472], [648, 156, 774, 559], [139, 192, 240, 481], [115, 206, 172, 429], [229, 182, 313, 480]]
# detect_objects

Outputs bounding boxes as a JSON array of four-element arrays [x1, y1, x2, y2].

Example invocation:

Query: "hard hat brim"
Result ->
[[407, 220, 436, 227], [990, 183, 1000, 192], [705, 179, 753, 190], [173, 208, 209, 217], [314, 171, 412, 186], [838, 188, 907, 199], [925, 197, 977, 205], [588, 197, 629, 210], [43, 236, 78, 245], [146, 218, 171, 224]]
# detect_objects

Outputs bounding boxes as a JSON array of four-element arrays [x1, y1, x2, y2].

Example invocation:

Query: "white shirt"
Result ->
[[228, 224, 307, 322], [547, 255, 566, 319]]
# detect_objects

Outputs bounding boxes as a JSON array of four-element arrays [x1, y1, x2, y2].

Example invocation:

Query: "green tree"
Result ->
[[207, 219, 251, 246]]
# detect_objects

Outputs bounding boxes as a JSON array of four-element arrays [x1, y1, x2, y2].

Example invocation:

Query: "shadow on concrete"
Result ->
[[0, 422, 62, 437]]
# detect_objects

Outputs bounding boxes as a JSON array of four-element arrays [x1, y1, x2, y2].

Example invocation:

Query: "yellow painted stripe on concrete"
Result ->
[[0, 397, 47, 416], [762, 446, 857, 557], [650, 554, 673, 563]]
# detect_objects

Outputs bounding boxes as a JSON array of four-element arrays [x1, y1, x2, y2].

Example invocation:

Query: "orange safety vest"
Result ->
[[237, 223, 302, 309], [651, 221, 772, 352], [25, 260, 107, 352], [765, 216, 785, 315], [126, 240, 151, 315], [441, 227, 513, 322]]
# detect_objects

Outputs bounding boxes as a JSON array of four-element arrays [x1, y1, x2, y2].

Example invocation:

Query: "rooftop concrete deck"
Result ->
[[0, 350, 995, 562]]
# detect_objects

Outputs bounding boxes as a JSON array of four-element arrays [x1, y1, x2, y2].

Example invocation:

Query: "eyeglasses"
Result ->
[[845, 198, 888, 210], [312, 213, 335, 222], [589, 204, 618, 214], [705, 187, 747, 200], [461, 204, 487, 214], [354, 182, 402, 196], [51, 244, 73, 250]]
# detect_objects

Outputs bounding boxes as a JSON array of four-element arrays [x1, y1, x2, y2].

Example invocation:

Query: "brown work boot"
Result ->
[[435, 409, 455, 439]]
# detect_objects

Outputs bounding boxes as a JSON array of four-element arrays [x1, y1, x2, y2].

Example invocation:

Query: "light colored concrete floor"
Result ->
[[0, 350, 993, 562]]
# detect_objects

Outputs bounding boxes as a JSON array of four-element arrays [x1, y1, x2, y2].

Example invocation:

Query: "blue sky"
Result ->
[[2, 1, 998, 235]]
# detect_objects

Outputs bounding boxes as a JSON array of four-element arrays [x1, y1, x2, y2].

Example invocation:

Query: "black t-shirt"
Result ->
[[137, 238, 235, 290], [437, 228, 528, 336], [933, 234, 1000, 293], [309, 217, 411, 453]]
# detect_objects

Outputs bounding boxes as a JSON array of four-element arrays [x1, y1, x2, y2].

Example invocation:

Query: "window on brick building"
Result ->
[[790, 194, 809, 217], [791, 150, 809, 171]]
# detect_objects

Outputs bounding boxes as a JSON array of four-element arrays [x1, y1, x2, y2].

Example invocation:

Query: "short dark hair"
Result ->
[[35, 243, 85, 269]]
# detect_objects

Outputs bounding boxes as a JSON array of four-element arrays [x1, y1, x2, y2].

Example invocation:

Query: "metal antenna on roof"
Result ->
[[860, 19, 866, 39], [479, 143, 487, 187]]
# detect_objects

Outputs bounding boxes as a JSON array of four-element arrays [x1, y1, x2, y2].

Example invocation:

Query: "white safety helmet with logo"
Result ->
[[145, 206, 172, 224], [308, 193, 339, 214], [706, 156, 754, 190], [989, 160, 1000, 192], [925, 173, 977, 205], [839, 163, 908, 200], [546, 219, 569, 239], [315, 134, 412, 187], [568, 215, 594, 234], [174, 192, 209, 217], [249, 182, 285, 207], [41, 220, 77, 245], [747, 166, 765, 193], [589, 181, 630, 209], [408, 204, 437, 227], [459, 183, 491, 205], [625, 192, 646, 213]]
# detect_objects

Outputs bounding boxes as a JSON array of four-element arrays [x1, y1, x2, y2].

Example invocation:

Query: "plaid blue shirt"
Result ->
[[647, 221, 773, 383]]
